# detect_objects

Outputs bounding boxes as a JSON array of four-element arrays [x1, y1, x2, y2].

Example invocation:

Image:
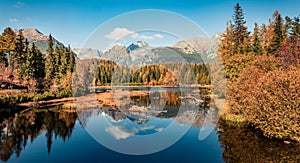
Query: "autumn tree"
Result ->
[[0, 27, 16, 67], [218, 21, 235, 59]]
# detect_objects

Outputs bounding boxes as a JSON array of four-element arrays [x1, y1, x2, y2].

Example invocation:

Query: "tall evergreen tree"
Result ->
[[66, 45, 75, 72], [30, 43, 45, 79], [12, 30, 26, 78], [268, 10, 285, 57], [54, 45, 62, 80], [252, 23, 263, 55], [19, 38, 30, 78], [291, 15, 300, 38], [232, 3, 250, 54], [45, 34, 55, 80]]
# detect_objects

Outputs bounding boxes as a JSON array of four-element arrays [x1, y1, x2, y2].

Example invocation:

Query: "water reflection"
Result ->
[[1, 89, 298, 162], [218, 120, 300, 162], [0, 109, 77, 162]]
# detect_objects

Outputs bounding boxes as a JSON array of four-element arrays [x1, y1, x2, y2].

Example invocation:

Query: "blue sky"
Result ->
[[1, 0, 299, 50]]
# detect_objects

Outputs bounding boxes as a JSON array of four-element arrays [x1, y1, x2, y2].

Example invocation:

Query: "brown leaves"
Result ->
[[228, 56, 300, 142]]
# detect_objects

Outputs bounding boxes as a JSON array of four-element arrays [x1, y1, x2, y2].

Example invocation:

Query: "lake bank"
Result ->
[[2, 86, 298, 145]]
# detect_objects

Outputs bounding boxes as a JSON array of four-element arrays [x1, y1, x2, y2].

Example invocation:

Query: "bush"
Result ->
[[0, 89, 73, 106], [223, 54, 256, 82], [228, 66, 300, 142]]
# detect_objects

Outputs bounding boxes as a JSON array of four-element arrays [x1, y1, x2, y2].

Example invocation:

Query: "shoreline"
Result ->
[[2, 89, 298, 145]]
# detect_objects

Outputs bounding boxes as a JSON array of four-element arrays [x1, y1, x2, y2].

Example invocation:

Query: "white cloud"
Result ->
[[154, 34, 163, 38], [105, 126, 138, 140], [10, 18, 18, 23], [155, 127, 164, 132], [139, 125, 155, 131], [105, 27, 135, 41], [106, 27, 164, 41], [13, 1, 24, 8], [139, 35, 154, 40]]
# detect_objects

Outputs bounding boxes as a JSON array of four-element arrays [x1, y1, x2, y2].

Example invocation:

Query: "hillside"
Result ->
[[15, 28, 65, 54]]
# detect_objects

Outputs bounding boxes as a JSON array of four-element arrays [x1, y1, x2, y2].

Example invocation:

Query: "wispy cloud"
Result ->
[[139, 35, 154, 40], [105, 126, 138, 140], [155, 127, 164, 132], [106, 27, 164, 41], [154, 34, 163, 38], [10, 18, 18, 23], [139, 125, 155, 131], [105, 27, 135, 41], [13, 1, 24, 8]]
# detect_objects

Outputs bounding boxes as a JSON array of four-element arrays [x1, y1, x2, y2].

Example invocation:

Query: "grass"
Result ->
[[217, 99, 247, 127]]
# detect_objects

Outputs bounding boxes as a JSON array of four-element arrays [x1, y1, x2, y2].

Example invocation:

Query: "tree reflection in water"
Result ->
[[218, 120, 300, 162], [3, 90, 298, 162], [0, 109, 77, 162]]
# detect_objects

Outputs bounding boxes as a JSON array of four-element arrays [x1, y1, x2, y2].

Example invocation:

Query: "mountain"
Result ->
[[173, 34, 220, 61], [126, 41, 149, 53], [173, 40, 197, 54], [100, 40, 205, 66], [14, 28, 74, 56], [73, 48, 102, 60], [94, 35, 220, 65], [101, 44, 130, 65]]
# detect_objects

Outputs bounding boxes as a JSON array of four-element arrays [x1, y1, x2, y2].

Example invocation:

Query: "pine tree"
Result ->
[[32, 43, 45, 79], [66, 45, 75, 72], [268, 10, 285, 57], [19, 38, 30, 78], [252, 23, 263, 55], [0, 27, 16, 67], [232, 3, 250, 55], [13, 30, 26, 78], [54, 45, 62, 80], [291, 15, 300, 38], [45, 34, 55, 80]]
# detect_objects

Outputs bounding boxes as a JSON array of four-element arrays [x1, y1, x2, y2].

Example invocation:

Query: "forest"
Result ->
[[0, 28, 75, 106], [93, 60, 211, 86], [0, 2, 299, 144], [219, 3, 300, 143]]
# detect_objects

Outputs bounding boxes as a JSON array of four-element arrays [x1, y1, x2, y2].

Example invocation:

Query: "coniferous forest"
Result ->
[[0, 28, 75, 105]]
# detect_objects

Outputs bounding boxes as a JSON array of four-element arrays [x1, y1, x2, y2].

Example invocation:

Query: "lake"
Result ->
[[0, 89, 299, 162]]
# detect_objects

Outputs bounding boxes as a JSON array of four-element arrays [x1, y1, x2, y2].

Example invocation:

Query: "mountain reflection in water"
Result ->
[[0, 89, 299, 162]]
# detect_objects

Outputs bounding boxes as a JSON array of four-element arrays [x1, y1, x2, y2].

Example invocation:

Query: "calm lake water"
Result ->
[[1, 89, 299, 162]]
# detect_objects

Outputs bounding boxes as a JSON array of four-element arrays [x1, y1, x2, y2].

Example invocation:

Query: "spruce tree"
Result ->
[[54, 45, 62, 80], [19, 38, 30, 78], [45, 34, 55, 80], [268, 10, 284, 57], [13, 30, 26, 78], [291, 16, 300, 38], [67, 45, 75, 72], [35, 45, 45, 79], [252, 23, 263, 55], [232, 3, 250, 55]]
